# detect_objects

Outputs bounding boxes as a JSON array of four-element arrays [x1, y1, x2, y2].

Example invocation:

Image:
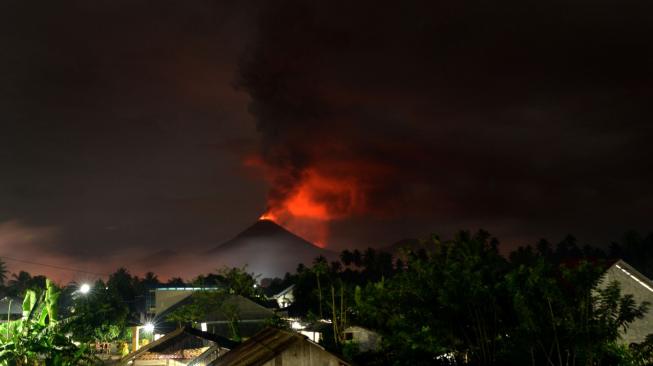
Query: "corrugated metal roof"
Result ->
[[209, 327, 300, 366], [208, 327, 350, 366], [117, 326, 237, 366]]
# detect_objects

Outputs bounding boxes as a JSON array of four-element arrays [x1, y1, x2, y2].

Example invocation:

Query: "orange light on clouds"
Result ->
[[247, 151, 391, 248]]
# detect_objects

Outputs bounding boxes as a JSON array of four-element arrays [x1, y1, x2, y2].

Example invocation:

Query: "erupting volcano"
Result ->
[[207, 219, 336, 278], [251, 169, 363, 248]]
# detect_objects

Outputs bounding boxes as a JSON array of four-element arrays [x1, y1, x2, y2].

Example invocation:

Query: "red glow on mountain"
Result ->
[[247, 151, 378, 248], [258, 212, 277, 221], [257, 170, 361, 248]]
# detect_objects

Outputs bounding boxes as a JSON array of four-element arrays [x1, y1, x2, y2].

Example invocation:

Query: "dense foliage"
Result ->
[[166, 267, 264, 341], [62, 279, 130, 344], [1, 230, 653, 365], [285, 231, 653, 365], [0, 280, 95, 366]]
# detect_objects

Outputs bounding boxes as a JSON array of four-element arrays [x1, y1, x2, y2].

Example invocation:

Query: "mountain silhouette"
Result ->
[[207, 220, 336, 278]]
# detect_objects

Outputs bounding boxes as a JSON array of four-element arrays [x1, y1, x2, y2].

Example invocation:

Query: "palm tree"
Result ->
[[0, 259, 7, 286], [166, 277, 186, 286], [9, 271, 32, 296], [141, 272, 160, 288], [312, 256, 329, 319]]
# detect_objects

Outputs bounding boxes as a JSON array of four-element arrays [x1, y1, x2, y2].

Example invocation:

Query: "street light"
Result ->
[[79, 283, 91, 294], [143, 322, 155, 333]]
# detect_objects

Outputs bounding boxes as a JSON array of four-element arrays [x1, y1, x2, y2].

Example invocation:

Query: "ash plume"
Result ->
[[238, 0, 653, 247]]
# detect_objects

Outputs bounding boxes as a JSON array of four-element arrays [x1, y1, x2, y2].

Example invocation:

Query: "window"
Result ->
[[344, 332, 353, 340]]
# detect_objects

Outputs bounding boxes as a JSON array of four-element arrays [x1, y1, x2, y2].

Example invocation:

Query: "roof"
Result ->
[[608, 259, 653, 293], [601, 259, 653, 344], [272, 285, 295, 298], [118, 326, 237, 366], [157, 293, 275, 323], [208, 327, 350, 366], [343, 325, 380, 334], [205, 321, 269, 339], [151, 286, 222, 291], [303, 321, 331, 332]]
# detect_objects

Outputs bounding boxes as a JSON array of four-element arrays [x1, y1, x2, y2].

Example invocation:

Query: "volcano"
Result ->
[[206, 220, 336, 278]]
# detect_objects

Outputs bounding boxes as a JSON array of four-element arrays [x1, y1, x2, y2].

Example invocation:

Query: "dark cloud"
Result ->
[[240, 0, 653, 248], [0, 1, 266, 280], [0, 0, 652, 280]]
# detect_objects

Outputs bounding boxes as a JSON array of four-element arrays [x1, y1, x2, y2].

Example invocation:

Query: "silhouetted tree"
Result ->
[[0, 259, 7, 287]]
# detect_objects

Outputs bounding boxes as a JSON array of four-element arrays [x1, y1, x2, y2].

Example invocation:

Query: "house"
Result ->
[[342, 326, 381, 352], [208, 327, 350, 366], [154, 292, 277, 340], [118, 326, 238, 366], [147, 286, 222, 316], [0, 297, 22, 322], [599, 259, 653, 344], [271, 285, 295, 309], [288, 319, 330, 343]]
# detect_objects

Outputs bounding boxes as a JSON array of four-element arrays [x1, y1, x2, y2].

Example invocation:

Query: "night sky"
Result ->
[[1, 0, 652, 281]]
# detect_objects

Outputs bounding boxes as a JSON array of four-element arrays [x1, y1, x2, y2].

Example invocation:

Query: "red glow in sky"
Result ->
[[254, 166, 364, 248]]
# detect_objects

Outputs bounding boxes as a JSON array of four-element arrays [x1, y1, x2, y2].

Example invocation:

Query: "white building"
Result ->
[[271, 285, 295, 309], [599, 259, 653, 344], [343, 326, 381, 352]]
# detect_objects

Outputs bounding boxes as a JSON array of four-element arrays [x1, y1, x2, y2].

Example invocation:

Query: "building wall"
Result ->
[[600, 262, 653, 344], [260, 339, 346, 366], [343, 326, 381, 352], [276, 293, 294, 308]]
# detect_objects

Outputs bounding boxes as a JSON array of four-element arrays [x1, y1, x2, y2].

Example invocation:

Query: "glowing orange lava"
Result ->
[[247, 153, 381, 248], [255, 170, 362, 248], [258, 212, 277, 221]]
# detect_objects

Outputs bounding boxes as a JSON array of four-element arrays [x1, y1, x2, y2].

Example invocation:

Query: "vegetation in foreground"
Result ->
[[1, 231, 653, 365]]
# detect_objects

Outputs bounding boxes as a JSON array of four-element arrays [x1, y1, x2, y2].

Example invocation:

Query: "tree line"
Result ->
[[1, 230, 653, 365]]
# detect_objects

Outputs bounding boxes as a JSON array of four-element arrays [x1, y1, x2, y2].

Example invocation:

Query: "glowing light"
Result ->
[[259, 213, 276, 221], [79, 283, 91, 294], [245, 152, 385, 248], [143, 322, 155, 333], [201, 322, 208, 332]]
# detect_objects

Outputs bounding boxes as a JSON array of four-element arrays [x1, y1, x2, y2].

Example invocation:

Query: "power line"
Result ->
[[0, 255, 109, 277]]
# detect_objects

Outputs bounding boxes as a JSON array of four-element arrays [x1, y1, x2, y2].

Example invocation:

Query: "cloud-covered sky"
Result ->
[[1, 0, 652, 281]]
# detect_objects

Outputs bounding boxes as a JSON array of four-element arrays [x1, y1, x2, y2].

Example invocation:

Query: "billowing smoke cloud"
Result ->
[[239, 0, 653, 247]]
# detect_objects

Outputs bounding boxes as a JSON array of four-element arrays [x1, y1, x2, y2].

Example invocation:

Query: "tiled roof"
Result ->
[[117, 326, 237, 366]]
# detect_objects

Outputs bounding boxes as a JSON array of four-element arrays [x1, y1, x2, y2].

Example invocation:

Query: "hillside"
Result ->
[[206, 220, 337, 278]]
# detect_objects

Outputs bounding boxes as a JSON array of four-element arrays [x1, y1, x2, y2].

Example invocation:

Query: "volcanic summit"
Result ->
[[207, 219, 336, 278]]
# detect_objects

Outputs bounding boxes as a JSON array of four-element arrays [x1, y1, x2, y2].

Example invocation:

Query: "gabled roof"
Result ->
[[272, 284, 295, 299], [208, 327, 350, 366], [118, 326, 237, 366], [156, 293, 275, 323], [608, 259, 653, 293]]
